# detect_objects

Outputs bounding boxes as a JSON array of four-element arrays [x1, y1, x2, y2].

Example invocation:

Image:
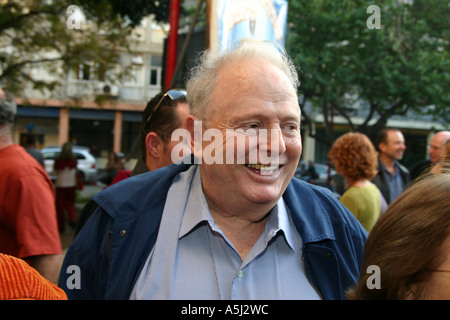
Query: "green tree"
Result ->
[[0, 0, 176, 96], [286, 0, 450, 145]]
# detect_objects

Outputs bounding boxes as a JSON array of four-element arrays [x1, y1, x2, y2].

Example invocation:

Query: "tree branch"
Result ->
[[0, 57, 64, 81], [332, 101, 356, 131], [0, 8, 63, 33]]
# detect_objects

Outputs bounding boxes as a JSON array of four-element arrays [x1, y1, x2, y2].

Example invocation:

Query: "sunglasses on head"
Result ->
[[145, 89, 187, 126]]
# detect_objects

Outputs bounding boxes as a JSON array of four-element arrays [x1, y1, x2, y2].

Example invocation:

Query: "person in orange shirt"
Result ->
[[0, 88, 62, 284], [0, 253, 67, 300]]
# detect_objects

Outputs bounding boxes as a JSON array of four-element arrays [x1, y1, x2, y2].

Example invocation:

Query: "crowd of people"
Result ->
[[327, 129, 450, 233], [0, 39, 449, 300]]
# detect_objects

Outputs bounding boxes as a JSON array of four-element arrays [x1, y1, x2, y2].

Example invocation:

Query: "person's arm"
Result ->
[[27, 254, 63, 284], [8, 174, 63, 283]]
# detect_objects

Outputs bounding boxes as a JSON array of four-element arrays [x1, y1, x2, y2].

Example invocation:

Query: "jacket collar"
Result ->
[[283, 179, 336, 244]]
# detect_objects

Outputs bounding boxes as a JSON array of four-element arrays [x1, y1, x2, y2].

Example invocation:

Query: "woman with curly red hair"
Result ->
[[328, 132, 382, 232]]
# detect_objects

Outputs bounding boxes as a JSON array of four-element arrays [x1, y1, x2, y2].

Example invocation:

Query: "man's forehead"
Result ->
[[219, 57, 282, 79], [215, 59, 295, 97], [386, 130, 403, 141], [432, 132, 450, 144]]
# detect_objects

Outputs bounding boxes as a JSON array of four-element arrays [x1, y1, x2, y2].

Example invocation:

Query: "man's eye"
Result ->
[[235, 123, 261, 136], [240, 123, 261, 131], [282, 123, 299, 131]]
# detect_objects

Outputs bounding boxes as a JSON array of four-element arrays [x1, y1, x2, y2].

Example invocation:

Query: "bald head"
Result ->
[[429, 131, 450, 162]]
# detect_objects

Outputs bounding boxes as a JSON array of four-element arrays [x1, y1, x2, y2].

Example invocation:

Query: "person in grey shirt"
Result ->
[[24, 134, 44, 168], [372, 128, 409, 204]]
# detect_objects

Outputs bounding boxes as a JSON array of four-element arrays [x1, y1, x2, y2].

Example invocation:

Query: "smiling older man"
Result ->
[[59, 39, 367, 300]]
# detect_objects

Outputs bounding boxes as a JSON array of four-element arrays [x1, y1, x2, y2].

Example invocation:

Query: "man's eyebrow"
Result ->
[[231, 110, 299, 120]]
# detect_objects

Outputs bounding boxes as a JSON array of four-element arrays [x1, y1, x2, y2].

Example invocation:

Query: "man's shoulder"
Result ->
[[287, 177, 342, 208], [0, 144, 50, 182], [395, 161, 409, 174], [285, 178, 368, 242], [92, 162, 193, 220]]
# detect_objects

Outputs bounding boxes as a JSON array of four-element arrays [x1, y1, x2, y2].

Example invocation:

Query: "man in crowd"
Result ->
[[371, 128, 409, 204], [75, 90, 190, 234], [409, 130, 450, 181], [24, 134, 45, 167], [60, 39, 367, 300], [0, 88, 62, 284]]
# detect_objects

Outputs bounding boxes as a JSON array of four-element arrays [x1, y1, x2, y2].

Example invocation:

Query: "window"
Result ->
[[71, 63, 91, 80], [149, 55, 162, 87], [74, 152, 86, 160], [42, 151, 59, 160], [70, 62, 109, 81]]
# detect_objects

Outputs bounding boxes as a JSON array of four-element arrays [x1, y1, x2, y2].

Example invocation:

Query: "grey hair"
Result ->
[[186, 38, 300, 120]]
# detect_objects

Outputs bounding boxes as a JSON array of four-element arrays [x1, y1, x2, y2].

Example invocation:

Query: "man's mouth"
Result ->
[[245, 163, 280, 175]]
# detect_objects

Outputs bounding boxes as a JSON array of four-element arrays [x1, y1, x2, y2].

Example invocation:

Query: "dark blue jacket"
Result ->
[[59, 162, 367, 300]]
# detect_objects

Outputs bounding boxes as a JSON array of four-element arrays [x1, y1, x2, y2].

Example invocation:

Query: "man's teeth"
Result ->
[[246, 164, 278, 171]]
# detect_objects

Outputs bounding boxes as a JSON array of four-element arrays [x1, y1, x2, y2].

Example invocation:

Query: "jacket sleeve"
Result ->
[[58, 205, 113, 299]]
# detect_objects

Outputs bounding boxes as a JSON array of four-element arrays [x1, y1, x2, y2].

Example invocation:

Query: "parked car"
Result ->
[[41, 146, 98, 183], [295, 162, 336, 186], [313, 163, 336, 185]]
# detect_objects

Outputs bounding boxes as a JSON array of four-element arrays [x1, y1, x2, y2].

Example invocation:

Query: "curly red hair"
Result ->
[[328, 132, 378, 181]]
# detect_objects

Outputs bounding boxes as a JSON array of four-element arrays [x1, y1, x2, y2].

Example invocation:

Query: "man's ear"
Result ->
[[145, 132, 162, 159]]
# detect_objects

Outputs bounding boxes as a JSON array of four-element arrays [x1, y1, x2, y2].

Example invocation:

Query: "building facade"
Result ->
[[12, 16, 167, 167]]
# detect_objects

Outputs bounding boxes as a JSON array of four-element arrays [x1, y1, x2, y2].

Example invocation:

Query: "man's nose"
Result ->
[[259, 128, 286, 163]]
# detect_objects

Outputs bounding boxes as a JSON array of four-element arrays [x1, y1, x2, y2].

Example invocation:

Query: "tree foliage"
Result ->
[[75, 0, 175, 26], [286, 0, 450, 144], [0, 0, 176, 96]]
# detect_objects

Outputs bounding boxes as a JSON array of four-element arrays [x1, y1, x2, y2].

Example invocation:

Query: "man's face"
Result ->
[[197, 58, 302, 219], [428, 133, 450, 163], [381, 130, 406, 161]]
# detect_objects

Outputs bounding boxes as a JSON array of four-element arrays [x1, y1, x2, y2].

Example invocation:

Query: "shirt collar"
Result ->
[[179, 167, 214, 238], [266, 198, 297, 252], [179, 168, 297, 252], [381, 161, 400, 176]]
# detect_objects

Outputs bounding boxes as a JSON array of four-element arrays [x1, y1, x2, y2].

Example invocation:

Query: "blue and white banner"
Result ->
[[217, 0, 288, 51]]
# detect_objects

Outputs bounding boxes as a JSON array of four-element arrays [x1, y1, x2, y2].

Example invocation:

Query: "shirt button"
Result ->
[[237, 270, 244, 278]]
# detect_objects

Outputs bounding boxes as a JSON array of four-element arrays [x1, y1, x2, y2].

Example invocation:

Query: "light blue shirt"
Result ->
[[383, 163, 404, 202], [130, 166, 321, 300]]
